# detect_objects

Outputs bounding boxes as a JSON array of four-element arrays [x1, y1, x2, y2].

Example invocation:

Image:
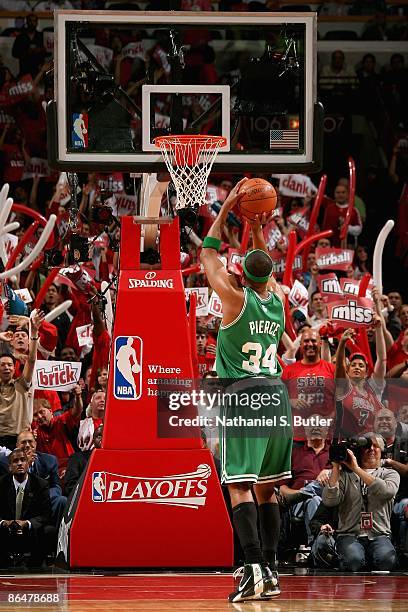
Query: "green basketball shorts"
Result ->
[[219, 378, 293, 485]]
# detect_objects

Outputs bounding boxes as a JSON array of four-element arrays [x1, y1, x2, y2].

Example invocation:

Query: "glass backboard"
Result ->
[[48, 11, 323, 172]]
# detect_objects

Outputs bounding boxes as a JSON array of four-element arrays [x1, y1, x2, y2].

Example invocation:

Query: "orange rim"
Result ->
[[154, 135, 227, 150]]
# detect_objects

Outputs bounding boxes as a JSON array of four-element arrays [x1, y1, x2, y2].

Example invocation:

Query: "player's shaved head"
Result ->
[[243, 250, 273, 284]]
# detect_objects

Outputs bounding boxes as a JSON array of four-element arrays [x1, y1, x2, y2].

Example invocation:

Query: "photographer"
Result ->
[[322, 435, 400, 572]]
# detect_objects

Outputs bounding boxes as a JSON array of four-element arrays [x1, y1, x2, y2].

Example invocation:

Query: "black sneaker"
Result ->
[[260, 564, 281, 598], [228, 563, 264, 602]]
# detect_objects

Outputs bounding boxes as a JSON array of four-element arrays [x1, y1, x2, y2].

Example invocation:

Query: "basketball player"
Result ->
[[201, 179, 292, 602], [334, 316, 386, 437]]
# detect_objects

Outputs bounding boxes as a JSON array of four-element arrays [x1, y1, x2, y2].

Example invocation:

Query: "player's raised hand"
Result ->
[[221, 177, 248, 211], [247, 211, 274, 231]]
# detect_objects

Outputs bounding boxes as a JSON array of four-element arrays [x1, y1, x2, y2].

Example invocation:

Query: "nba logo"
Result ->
[[92, 472, 106, 502], [114, 336, 143, 400], [72, 113, 88, 148]]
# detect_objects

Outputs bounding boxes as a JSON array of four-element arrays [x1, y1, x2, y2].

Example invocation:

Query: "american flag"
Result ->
[[270, 129, 299, 149]]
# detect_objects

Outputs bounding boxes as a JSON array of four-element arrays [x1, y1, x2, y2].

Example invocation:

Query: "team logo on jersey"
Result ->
[[90, 465, 211, 508], [71, 113, 88, 148], [92, 472, 107, 502], [114, 336, 143, 400]]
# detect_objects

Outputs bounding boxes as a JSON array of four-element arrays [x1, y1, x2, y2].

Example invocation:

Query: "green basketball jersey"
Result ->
[[216, 287, 285, 379]]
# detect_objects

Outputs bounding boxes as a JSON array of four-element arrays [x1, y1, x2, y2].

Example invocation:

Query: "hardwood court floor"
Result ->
[[1, 571, 408, 611]]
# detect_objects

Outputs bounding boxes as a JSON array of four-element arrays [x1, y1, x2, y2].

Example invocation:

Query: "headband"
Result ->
[[243, 250, 273, 283]]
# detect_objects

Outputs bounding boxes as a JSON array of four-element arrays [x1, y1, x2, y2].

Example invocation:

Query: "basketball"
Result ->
[[238, 178, 277, 221]]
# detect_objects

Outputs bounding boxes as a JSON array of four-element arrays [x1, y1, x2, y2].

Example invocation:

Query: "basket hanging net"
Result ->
[[154, 135, 227, 210]]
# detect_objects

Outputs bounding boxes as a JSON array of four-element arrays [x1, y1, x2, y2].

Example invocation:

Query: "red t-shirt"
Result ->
[[322, 201, 361, 246], [34, 410, 80, 469], [287, 442, 331, 490], [282, 360, 336, 433], [197, 354, 215, 377], [387, 338, 408, 370], [92, 416, 103, 430], [338, 377, 384, 437]]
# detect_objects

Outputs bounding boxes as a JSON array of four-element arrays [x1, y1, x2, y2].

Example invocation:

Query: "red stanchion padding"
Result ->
[[68, 449, 233, 567], [5, 221, 39, 271], [302, 174, 327, 271], [239, 220, 250, 255], [188, 290, 199, 379], [282, 230, 297, 288], [67, 216, 233, 568], [340, 157, 356, 242]]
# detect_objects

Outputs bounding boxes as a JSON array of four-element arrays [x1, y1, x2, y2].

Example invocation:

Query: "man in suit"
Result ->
[[0, 448, 56, 568], [0, 431, 67, 526]]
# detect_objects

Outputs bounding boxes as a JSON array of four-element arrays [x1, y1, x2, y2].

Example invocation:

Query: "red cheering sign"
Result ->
[[227, 248, 242, 276], [263, 220, 283, 250], [318, 273, 343, 301], [287, 207, 310, 238], [327, 296, 374, 329], [0, 74, 34, 107], [316, 247, 354, 272], [340, 277, 372, 299]]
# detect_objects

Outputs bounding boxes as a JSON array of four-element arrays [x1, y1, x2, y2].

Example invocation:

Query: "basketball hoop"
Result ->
[[154, 135, 227, 210]]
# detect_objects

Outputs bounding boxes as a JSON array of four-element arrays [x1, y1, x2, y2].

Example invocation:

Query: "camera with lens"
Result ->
[[329, 436, 375, 463]]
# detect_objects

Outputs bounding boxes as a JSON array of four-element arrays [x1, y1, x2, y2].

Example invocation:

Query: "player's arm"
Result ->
[[200, 178, 247, 300]]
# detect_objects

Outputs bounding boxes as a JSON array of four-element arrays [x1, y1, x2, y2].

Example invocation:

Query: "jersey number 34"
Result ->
[[242, 342, 277, 375]]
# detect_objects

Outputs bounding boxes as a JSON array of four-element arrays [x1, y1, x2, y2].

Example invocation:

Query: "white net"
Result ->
[[154, 135, 226, 210]]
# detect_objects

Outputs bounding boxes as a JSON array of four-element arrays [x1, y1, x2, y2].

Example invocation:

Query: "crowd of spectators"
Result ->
[[0, 1, 407, 571]]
